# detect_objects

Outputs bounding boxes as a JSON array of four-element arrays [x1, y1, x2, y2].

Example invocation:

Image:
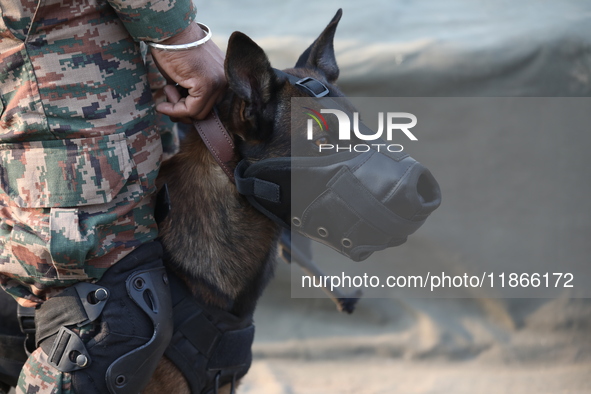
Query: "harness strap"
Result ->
[[164, 270, 254, 394], [234, 161, 281, 204]]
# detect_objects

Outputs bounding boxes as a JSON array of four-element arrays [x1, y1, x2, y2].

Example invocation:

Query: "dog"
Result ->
[[145, 10, 346, 393]]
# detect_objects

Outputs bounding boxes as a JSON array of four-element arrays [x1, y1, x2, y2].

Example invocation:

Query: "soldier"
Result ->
[[0, 0, 225, 392]]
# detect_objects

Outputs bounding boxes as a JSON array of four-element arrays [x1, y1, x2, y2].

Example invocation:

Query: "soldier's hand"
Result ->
[[151, 22, 226, 121]]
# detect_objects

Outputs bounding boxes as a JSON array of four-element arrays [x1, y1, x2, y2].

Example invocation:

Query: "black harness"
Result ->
[[164, 269, 254, 394], [154, 186, 255, 394]]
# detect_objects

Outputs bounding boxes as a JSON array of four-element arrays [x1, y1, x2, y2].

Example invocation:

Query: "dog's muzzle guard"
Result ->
[[235, 70, 441, 261], [235, 147, 441, 261]]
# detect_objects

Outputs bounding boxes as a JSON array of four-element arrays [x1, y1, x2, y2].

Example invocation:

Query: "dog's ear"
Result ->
[[295, 8, 342, 83], [225, 31, 276, 111]]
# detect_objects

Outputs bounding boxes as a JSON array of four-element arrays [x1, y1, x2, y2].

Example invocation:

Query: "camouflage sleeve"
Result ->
[[143, 50, 181, 160], [107, 0, 197, 42]]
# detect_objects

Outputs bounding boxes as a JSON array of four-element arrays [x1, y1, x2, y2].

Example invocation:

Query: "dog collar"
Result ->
[[192, 109, 237, 182], [273, 68, 332, 97]]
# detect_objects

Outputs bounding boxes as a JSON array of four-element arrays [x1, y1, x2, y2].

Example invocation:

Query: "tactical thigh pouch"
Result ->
[[35, 241, 173, 394]]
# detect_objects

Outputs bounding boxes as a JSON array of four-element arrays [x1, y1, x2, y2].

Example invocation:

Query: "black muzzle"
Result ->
[[235, 69, 441, 261], [235, 147, 441, 261]]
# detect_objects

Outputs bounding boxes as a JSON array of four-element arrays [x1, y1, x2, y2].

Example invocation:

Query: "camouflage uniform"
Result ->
[[0, 0, 196, 392]]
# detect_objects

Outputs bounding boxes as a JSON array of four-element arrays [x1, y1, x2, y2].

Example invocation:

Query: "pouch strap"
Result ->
[[35, 282, 110, 348]]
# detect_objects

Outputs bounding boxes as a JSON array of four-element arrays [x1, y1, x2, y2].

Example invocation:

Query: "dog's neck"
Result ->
[[157, 92, 279, 318]]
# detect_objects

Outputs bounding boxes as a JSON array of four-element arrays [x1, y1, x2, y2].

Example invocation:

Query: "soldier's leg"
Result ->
[[17, 241, 172, 394]]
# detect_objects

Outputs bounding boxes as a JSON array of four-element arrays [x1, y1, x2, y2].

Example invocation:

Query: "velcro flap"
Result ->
[[208, 325, 254, 370], [179, 310, 221, 358]]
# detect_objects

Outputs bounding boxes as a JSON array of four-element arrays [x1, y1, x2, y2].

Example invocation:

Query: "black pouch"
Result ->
[[35, 241, 173, 394]]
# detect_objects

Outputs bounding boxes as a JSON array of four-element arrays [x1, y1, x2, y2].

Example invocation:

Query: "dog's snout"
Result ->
[[383, 160, 441, 222], [416, 170, 441, 210], [401, 164, 441, 221]]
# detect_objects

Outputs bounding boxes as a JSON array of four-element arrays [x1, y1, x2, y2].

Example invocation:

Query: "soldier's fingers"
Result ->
[[186, 79, 227, 120], [156, 99, 194, 124], [156, 79, 225, 120], [163, 84, 182, 104], [155, 85, 181, 117], [168, 90, 213, 120], [157, 86, 191, 123], [185, 95, 215, 120]]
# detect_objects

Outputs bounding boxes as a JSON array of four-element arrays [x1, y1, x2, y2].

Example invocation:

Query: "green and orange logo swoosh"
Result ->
[[304, 107, 329, 131]]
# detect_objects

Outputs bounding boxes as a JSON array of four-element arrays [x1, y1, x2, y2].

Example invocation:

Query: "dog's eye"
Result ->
[[314, 137, 329, 147]]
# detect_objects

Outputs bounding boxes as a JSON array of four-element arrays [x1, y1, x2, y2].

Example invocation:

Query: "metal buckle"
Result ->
[[17, 304, 35, 335], [295, 77, 330, 97], [46, 326, 91, 372], [17, 305, 37, 355]]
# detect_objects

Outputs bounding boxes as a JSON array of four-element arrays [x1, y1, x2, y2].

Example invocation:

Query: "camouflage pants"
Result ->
[[14, 321, 99, 394], [0, 129, 163, 306], [16, 349, 72, 394], [1, 0, 193, 391]]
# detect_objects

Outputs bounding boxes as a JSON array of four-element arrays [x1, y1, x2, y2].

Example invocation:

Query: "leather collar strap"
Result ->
[[193, 110, 237, 183]]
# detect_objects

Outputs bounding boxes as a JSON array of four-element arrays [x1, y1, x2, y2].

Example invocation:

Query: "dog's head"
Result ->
[[220, 10, 442, 261], [219, 10, 346, 161]]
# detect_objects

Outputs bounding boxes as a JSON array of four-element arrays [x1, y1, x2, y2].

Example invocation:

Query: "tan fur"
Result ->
[[156, 131, 278, 304], [143, 356, 190, 394], [144, 128, 275, 392], [144, 356, 238, 394]]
